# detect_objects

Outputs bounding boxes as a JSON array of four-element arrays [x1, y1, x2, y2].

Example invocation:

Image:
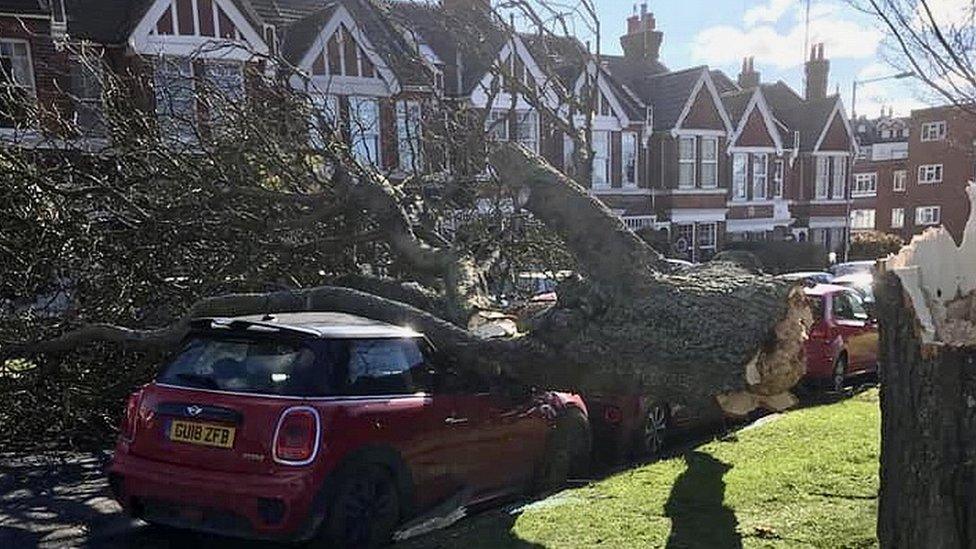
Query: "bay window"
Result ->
[[773, 159, 784, 197], [397, 100, 423, 172], [349, 96, 381, 166], [701, 137, 718, 188], [592, 130, 610, 188], [678, 136, 696, 188], [732, 153, 747, 200], [515, 110, 538, 153], [622, 131, 638, 187], [752, 153, 768, 199], [154, 57, 196, 140], [832, 157, 847, 199], [815, 156, 830, 199]]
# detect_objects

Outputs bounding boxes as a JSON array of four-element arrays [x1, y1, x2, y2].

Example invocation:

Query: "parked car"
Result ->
[[584, 393, 724, 463], [803, 284, 880, 391], [832, 272, 876, 308], [776, 271, 834, 285], [108, 313, 589, 547], [829, 260, 875, 277]]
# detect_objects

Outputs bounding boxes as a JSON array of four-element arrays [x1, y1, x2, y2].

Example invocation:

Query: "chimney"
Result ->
[[804, 43, 830, 101], [620, 3, 664, 64], [738, 57, 760, 89]]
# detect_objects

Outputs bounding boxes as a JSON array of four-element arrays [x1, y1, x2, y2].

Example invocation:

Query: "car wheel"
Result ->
[[832, 355, 848, 393], [634, 403, 670, 459], [321, 463, 400, 549], [534, 408, 590, 492]]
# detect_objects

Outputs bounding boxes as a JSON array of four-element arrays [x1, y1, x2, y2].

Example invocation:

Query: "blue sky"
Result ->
[[584, 0, 928, 117]]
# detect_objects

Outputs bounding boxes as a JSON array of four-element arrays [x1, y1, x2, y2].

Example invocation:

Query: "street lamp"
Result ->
[[851, 71, 915, 118]]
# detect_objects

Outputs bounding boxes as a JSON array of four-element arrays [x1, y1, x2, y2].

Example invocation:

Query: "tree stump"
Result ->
[[877, 183, 976, 548]]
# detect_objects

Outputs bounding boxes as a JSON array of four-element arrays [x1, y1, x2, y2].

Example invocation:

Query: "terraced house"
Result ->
[[1, 0, 857, 260]]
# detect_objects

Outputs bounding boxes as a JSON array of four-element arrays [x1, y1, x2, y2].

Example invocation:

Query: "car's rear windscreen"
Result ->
[[157, 335, 433, 397]]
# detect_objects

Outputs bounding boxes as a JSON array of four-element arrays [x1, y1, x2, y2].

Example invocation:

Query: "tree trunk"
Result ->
[[876, 272, 976, 549], [877, 183, 976, 548]]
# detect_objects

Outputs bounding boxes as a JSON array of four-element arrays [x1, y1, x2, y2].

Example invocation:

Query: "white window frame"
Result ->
[[815, 156, 830, 199], [153, 56, 197, 141], [349, 95, 381, 167], [70, 56, 104, 135], [921, 121, 947, 142], [697, 222, 717, 253], [916, 205, 942, 226], [591, 130, 610, 189], [918, 164, 943, 184], [732, 153, 748, 201], [891, 208, 905, 229], [515, 110, 539, 153], [397, 99, 423, 173], [700, 136, 718, 189], [773, 159, 785, 198], [893, 170, 907, 192], [752, 153, 768, 199], [831, 156, 847, 200], [678, 136, 696, 189], [851, 209, 876, 230], [622, 131, 639, 188], [486, 109, 509, 142], [852, 173, 878, 198]]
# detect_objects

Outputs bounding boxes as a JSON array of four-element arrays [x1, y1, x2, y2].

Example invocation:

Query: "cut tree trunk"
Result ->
[[877, 183, 976, 548]]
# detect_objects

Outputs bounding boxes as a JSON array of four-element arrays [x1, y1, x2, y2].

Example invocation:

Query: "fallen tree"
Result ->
[[2, 142, 811, 419], [876, 183, 976, 548]]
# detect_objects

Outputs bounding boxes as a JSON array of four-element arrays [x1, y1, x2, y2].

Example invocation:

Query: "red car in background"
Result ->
[[108, 313, 589, 547], [803, 284, 880, 391]]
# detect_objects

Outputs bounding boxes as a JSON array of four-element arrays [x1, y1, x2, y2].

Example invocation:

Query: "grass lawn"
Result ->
[[406, 389, 880, 549]]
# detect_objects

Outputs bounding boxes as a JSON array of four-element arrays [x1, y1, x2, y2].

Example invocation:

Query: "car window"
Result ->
[[832, 292, 869, 322], [342, 338, 433, 396], [159, 337, 318, 396], [806, 297, 825, 322]]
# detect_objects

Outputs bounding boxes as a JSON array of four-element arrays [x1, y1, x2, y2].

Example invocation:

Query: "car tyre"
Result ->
[[832, 354, 848, 393], [633, 403, 670, 459], [320, 463, 400, 549], [534, 407, 590, 492]]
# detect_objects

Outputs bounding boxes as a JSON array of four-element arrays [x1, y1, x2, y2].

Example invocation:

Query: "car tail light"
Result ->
[[273, 407, 320, 465], [603, 405, 623, 425], [120, 390, 143, 442]]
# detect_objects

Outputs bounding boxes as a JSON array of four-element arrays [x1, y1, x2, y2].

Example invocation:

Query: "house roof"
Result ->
[[636, 65, 709, 131], [711, 69, 739, 94], [66, 0, 264, 45], [721, 89, 753, 125], [759, 81, 844, 151], [387, 0, 505, 95]]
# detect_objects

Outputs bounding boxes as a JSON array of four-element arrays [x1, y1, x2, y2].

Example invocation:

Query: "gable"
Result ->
[[736, 107, 776, 148], [470, 37, 558, 110], [307, 24, 378, 79], [679, 86, 726, 131], [818, 111, 852, 152], [133, 0, 267, 58]]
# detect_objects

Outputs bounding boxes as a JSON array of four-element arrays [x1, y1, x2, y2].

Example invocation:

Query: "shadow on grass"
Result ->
[[665, 451, 741, 549]]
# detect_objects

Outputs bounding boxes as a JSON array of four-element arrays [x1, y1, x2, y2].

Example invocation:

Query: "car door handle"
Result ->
[[444, 416, 469, 425]]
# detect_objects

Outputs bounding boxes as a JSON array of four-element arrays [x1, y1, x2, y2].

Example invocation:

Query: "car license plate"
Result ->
[[168, 420, 235, 449]]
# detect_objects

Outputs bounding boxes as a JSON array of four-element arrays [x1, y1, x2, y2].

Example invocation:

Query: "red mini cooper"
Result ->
[[108, 313, 589, 546]]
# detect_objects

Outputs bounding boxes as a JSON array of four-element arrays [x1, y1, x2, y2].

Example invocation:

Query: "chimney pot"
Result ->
[[805, 43, 830, 100]]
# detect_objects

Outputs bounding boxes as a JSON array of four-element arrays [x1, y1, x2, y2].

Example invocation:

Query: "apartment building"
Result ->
[[852, 106, 975, 244]]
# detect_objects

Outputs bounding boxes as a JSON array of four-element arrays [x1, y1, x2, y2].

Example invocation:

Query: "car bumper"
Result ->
[[108, 450, 322, 541]]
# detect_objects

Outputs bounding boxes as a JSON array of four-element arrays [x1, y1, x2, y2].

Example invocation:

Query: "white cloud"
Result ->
[[743, 0, 794, 26], [691, 2, 883, 69]]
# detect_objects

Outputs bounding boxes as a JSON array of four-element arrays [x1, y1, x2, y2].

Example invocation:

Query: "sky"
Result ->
[[584, 0, 928, 118]]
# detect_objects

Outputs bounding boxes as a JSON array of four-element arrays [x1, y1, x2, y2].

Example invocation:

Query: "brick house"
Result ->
[[0, 0, 69, 136], [852, 106, 975, 244]]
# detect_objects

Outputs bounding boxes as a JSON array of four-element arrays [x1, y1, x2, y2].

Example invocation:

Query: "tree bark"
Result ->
[[877, 182, 976, 548], [876, 272, 976, 549]]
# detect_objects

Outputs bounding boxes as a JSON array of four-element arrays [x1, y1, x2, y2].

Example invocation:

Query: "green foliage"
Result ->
[[403, 390, 881, 548], [849, 231, 904, 261], [724, 241, 830, 275]]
